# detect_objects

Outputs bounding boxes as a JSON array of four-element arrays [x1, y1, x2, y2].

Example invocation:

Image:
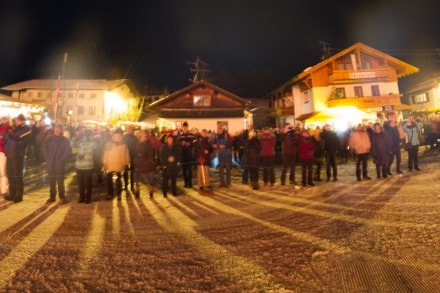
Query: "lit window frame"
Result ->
[[193, 95, 211, 107]]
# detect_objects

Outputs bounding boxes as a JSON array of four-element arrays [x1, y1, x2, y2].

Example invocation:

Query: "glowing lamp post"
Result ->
[[67, 109, 73, 124]]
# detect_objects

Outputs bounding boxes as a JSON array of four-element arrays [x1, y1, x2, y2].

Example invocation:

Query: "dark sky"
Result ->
[[1, 0, 439, 96]]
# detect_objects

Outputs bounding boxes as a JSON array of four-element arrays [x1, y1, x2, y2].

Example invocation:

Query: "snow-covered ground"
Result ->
[[1, 150, 439, 292]]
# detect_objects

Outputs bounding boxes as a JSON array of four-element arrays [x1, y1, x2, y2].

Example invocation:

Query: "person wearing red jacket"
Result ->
[[134, 129, 162, 198], [260, 127, 276, 186], [195, 129, 214, 191], [298, 129, 316, 187], [0, 116, 11, 198]]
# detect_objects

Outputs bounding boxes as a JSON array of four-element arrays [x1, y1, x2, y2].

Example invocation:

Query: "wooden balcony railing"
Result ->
[[327, 95, 402, 109], [328, 68, 396, 83]]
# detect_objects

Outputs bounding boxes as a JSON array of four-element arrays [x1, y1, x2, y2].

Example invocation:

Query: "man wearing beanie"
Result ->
[[4, 114, 31, 203]]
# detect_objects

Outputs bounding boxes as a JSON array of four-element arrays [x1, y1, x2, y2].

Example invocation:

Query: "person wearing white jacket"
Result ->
[[402, 116, 421, 171], [75, 130, 96, 203], [103, 129, 130, 200], [349, 124, 372, 181]]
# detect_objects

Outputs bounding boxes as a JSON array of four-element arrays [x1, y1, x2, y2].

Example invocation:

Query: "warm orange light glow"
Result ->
[[104, 91, 128, 120], [306, 106, 376, 132]]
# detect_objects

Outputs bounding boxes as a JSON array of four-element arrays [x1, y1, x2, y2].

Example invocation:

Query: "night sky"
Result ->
[[1, 0, 439, 97]]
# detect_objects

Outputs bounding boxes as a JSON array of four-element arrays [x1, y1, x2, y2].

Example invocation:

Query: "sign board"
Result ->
[[364, 105, 394, 113], [349, 72, 376, 79]]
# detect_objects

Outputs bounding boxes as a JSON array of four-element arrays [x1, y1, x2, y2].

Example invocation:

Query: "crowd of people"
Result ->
[[0, 111, 439, 204]]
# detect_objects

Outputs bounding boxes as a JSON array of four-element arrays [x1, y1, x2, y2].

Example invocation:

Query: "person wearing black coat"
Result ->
[[160, 135, 181, 197], [320, 124, 340, 181], [383, 112, 405, 174], [123, 126, 138, 192], [245, 130, 261, 190], [370, 123, 389, 179], [4, 114, 31, 203], [44, 124, 72, 203], [178, 122, 197, 188]]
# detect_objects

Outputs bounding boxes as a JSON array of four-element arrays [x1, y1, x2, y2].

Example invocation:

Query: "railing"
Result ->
[[327, 95, 402, 108], [328, 68, 395, 83]]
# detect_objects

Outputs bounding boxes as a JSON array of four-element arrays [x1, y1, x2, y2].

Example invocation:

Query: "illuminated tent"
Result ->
[[0, 94, 45, 119], [306, 106, 375, 122], [305, 106, 377, 131]]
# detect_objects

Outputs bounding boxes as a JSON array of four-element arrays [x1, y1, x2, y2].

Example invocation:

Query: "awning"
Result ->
[[304, 107, 376, 123], [305, 111, 337, 122], [295, 112, 319, 121]]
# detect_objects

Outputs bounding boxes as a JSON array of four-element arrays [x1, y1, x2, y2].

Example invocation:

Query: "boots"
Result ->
[[133, 183, 140, 198], [251, 182, 260, 190], [148, 186, 154, 198], [382, 167, 388, 178]]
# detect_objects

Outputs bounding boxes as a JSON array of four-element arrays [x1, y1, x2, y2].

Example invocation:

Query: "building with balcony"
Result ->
[[404, 72, 440, 114], [266, 42, 419, 129], [147, 80, 251, 133], [1, 79, 137, 124]]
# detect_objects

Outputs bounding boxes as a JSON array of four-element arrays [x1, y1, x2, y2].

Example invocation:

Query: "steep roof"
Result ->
[[1, 79, 131, 91], [148, 80, 249, 108]]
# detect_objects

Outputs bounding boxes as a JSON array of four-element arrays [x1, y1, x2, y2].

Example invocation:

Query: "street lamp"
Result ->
[[67, 109, 73, 124]]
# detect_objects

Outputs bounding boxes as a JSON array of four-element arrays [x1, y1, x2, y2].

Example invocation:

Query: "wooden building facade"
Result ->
[[266, 42, 419, 128], [147, 80, 251, 133]]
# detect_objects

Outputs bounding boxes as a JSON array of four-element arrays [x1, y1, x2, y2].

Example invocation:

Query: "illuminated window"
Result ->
[[91, 93, 97, 99], [412, 93, 429, 104], [89, 106, 96, 115], [38, 92, 43, 98], [354, 86, 363, 97], [371, 85, 380, 96], [302, 90, 312, 104], [27, 92, 33, 98], [68, 93, 74, 98], [193, 95, 211, 107], [335, 87, 346, 98], [78, 106, 84, 115], [79, 93, 85, 99], [217, 121, 228, 130], [336, 55, 353, 70]]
